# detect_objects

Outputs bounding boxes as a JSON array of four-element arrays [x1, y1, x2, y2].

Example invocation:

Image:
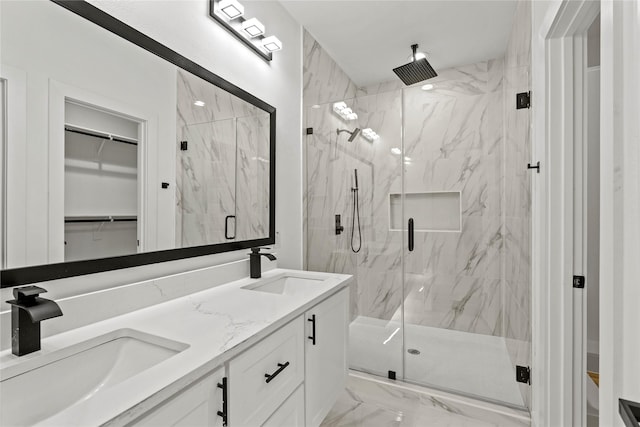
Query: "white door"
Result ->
[[305, 288, 349, 427]]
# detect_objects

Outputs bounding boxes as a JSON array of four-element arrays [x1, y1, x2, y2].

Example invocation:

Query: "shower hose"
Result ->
[[351, 186, 362, 253]]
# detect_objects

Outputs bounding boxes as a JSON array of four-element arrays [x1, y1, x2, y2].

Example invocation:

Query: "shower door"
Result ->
[[304, 79, 531, 410], [401, 69, 530, 409], [304, 91, 405, 379]]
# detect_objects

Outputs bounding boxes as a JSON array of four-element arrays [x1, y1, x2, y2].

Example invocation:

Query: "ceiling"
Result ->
[[280, 1, 518, 87]]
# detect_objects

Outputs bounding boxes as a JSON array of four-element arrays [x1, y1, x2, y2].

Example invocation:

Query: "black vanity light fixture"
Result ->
[[209, 0, 282, 62]]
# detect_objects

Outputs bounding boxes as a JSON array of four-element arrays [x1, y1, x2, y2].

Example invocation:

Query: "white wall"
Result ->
[[0, 1, 302, 291]]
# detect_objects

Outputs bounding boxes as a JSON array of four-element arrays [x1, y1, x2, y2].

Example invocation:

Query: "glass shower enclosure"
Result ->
[[304, 60, 531, 409]]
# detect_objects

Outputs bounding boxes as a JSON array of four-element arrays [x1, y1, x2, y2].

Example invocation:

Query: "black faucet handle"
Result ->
[[13, 286, 48, 301], [250, 247, 272, 254]]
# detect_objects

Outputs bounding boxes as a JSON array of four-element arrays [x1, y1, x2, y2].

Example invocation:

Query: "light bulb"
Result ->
[[218, 0, 244, 19], [262, 36, 282, 52], [241, 18, 265, 38]]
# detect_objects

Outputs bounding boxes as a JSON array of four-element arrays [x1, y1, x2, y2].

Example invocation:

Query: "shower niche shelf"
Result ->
[[389, 191, 461, 232]]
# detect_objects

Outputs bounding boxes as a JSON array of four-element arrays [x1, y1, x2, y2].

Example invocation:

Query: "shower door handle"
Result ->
[[408, 218, 414, 252]]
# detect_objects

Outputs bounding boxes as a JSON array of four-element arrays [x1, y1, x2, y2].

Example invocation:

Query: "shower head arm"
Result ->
[[411, 44, 418, 61]]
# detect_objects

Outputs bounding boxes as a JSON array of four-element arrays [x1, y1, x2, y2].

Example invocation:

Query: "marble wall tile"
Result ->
[[303, 29, 358, 107], [235, 114, 270, 241], [178, 120, 236, 246], [176, 68, 270, 246]]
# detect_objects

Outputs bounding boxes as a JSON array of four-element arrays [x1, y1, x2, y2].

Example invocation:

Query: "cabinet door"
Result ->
[[305, 288, 349, 427], [261, 385, 305, 427], [228, 317, 304, 427], [133, 367, 226, 427]]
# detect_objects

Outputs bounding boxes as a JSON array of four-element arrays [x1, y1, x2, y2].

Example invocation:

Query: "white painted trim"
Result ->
[[531, 1, 599, 426], [599, 1, 640, 425], [0, 65, 28, 268], [48, 80, 158, 262]]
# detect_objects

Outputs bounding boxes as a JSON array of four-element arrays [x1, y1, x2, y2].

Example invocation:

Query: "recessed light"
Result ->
[[194, 100, 205, 107], [333, 102, 347, 112], [361, 128, 379, 141], [241, 18, 265, 38], [421, 84, 434, 91], [391, 147, 401, 155], [404, 156, 411, 161], [408, 52, 427, 61], [311, 104, 321, 109], [219, 0, 244, 20], [262, 35, 282, 52]]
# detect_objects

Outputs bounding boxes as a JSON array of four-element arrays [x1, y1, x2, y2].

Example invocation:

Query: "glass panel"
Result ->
[[401, 61, 528, 408], [305, 90, 404, 378], [178, 119, 236, 247]]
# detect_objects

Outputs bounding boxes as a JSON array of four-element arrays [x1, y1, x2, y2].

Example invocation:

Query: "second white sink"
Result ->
[[0, 328, 188, 426], [242, 275, 326, 296]]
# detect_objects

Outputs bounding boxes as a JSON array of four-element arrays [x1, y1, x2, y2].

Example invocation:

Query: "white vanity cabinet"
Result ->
[[304, 288, 349, 427], [131, 288, 349, 427], [133, 367, 226, 426]]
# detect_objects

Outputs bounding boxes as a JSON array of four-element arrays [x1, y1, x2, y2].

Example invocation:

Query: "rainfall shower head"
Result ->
[[393, 44, 437, 86], [337, 127, 361, 142]]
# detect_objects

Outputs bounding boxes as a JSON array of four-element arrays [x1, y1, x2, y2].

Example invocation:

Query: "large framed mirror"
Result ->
[[0, 0, 276, 287]]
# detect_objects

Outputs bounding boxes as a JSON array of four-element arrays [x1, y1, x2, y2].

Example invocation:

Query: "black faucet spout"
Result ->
[[6, 286, 63, 356]]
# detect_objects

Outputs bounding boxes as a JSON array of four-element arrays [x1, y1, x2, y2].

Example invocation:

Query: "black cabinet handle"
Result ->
[[408, 218, 414, 252], [265, 362, 290, 383], [217, 377, 228, 426], [308, 314, 316, 345], [225, 215, 236, 240]]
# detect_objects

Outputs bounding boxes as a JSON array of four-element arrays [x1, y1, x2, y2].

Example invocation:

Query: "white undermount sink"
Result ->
[[0, 328, 188, 426], [242, 275, 326, 296]]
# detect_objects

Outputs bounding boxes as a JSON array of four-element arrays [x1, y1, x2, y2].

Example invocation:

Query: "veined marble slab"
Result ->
[[0, 269, 352, 426]]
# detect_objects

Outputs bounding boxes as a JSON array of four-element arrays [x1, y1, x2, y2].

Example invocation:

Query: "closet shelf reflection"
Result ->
[[64, 215, 137, 224]]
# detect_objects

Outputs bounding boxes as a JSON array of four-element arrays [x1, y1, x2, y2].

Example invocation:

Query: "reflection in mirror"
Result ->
[[64, 101, 140, 262], [0, 0, 274, 283], [176, 70, 269, 247]]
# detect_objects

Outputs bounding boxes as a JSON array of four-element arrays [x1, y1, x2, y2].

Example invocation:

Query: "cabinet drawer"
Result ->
[[262, 385, 305, 427], [228, 316, 304, 427]]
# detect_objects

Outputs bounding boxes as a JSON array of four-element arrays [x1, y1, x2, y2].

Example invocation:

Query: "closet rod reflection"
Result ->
[[64, 216, 137, 223], [65, 127, 138, 146]]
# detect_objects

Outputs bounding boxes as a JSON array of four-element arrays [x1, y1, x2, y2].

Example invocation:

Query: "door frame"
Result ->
[[532, 0, 640, 426], [530, 1, 598, 426]]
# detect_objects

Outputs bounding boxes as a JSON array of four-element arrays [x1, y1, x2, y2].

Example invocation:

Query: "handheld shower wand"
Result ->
[[351, 169, 362, 253]]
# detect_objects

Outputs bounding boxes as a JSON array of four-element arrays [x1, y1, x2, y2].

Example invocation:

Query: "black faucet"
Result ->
[[249, 247, 276, 279], [6, 286, 63, 356]]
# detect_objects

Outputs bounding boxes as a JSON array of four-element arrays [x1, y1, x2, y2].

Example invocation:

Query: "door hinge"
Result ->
[[516, 91, 531, 109], [516, 365, 531, 384], [180, 140, 188, 151], [573, 275, 585, 288]]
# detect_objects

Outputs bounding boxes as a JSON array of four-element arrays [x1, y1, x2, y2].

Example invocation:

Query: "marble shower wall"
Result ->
[[305, 49, 506, 334], [303, 10, 532, 407], [502, 0, 532, 409], [176, 69, 270, 246], [303, 29, 358, 107]]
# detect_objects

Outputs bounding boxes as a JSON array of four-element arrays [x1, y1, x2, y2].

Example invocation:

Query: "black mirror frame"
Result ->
[[0, 0, 276, 288]]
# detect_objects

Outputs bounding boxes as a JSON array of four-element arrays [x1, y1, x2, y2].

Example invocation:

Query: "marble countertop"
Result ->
[[0, 269, 352, 426]]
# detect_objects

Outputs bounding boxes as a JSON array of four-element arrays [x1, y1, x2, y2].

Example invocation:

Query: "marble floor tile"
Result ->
[[321, 372, 530, 427]]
